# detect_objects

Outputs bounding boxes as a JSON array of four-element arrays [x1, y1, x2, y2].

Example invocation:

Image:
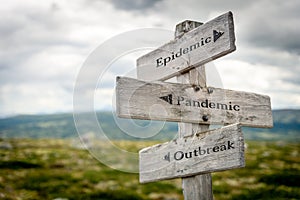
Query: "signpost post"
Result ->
[[115, 11, 273, 199]]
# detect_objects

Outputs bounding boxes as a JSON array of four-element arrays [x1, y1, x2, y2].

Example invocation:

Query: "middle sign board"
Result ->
[[116, 76, 273, 128]]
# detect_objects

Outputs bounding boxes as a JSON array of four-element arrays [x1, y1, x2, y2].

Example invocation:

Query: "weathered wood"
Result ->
[[175, 20, 203, 39], [177, 67, 213, 200], [137, 11, 236, 81], [182, 173, 212, 200], [139, 123, 245, 183], [116, 76, 273, 128]]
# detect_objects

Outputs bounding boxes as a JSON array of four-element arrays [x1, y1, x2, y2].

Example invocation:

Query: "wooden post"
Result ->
[[176, 21, 213, 200]]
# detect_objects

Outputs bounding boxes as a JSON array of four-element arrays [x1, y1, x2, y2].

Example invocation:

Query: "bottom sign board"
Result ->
[[139, 123, 244, 183]]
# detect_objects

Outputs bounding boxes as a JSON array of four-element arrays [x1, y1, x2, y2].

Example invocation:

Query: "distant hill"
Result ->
[[0, 110, 299, 141], [243, 109, 300, 141], [0, 112, 177, 140]]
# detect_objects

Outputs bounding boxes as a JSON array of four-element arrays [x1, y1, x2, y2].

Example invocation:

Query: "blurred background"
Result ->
[[0, 0, 299, 199]]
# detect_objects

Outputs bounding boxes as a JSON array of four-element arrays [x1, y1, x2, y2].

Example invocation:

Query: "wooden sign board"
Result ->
[[116, 77, 273, 128], [137, 11, 236, 81], [139, 123, 244, 183]]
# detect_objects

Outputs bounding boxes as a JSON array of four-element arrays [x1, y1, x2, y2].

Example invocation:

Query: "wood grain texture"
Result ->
[[182, 173, 212, 200], [116, 76, 273, 128], [136, 11, 236, 81], [139, 123, 245, 183], [177, 67, 213, 200]]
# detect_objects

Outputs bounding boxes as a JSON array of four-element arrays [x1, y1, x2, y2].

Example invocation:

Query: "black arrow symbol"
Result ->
[[213, 30, 224, 42], [163, 152, 171, 162], [159, 94, 173, 105]]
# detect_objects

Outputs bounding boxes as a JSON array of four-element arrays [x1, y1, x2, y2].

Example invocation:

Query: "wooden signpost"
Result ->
[[115, 11, 273, 199], [139, 123, 244, 183], [116, 76, 273, 128]]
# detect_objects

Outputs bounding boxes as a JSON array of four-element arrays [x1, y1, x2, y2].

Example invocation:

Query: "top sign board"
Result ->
[[137, 11, 236, 81]]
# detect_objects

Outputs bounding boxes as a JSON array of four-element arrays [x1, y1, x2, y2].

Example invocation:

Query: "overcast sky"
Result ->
[[0, 0, 300, 117]]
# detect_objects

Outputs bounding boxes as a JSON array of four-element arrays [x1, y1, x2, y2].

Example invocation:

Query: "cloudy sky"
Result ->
[[0, 0, 300, 117]]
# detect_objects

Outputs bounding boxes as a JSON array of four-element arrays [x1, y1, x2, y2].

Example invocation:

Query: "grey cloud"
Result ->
[[110, 0, 162, 11], [0, 2, 86, 87], [190, 0, 252, 11], [244, 21, 300, 54], [152, 0, 300, 55], [0, 3, 85, 51], [282, 76, 300, 88], [238, 0, 300, 54]]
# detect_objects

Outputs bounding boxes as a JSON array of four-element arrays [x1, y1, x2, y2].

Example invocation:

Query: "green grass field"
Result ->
[[0, 139, 299, 200]]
